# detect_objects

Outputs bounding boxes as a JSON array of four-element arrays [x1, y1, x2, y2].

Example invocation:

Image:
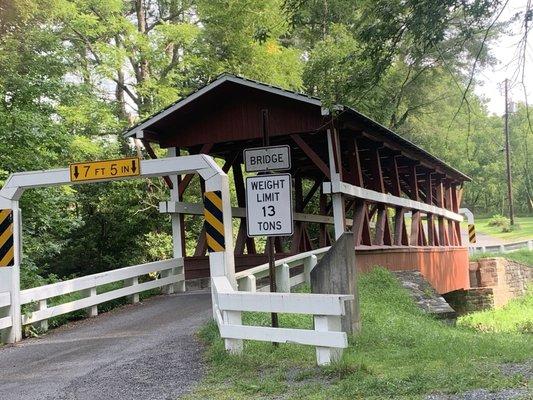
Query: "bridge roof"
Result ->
[[122, 74, 470, 182]]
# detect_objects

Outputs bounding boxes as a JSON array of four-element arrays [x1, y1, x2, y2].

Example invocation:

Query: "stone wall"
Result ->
[[469, 257, 531, 308], [445, 257, 530, 313]]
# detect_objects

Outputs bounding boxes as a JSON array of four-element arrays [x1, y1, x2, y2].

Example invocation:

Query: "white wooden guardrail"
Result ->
[[216, 246, 354, 365], [469, 240, 533, 255], [235, 247, 331, 293], [213, 274, 352, 366], [19, 258, 183, 328]]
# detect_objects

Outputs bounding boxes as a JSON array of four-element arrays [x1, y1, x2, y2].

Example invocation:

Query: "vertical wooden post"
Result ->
[[327, 129, 345, 239], [303, 254, 317, 284], [276, 263, 291, 293], [444, 181, 457, 245], [84, 287, 98, 317], [352, 200, 372, 246], [167, 147, 186, 293], [408, 164, 426, 246], [319, 189, 330, 247], [240, 275, 257, 292], [368, 146, 391, 245], [451, 185, 462, 245], [36, 299, 48, 332], [124, 276, 140, 304], [435, 176, 449, 246], [426, 172, 436, 246], [233, 160, 256, 255], [314, 315, 342, 365]]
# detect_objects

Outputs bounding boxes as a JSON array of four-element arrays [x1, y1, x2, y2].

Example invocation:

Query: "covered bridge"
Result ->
[[123, 74, 470, 294]]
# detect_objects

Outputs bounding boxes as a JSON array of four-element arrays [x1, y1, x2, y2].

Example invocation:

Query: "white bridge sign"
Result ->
[[244, 145, 291, 173], [246, 174, 293, 237]]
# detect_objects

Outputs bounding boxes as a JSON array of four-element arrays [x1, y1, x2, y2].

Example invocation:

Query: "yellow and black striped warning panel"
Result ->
[[468, 224, 476, 244], [0, 209, 14, 267], [203, 191, 225, 252]]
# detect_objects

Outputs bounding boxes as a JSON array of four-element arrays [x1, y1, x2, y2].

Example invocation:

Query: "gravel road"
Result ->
[[0, 291, 211, 400]]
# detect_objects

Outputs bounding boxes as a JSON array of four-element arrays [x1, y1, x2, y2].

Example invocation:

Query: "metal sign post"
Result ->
[[243, 110, 293, 332]]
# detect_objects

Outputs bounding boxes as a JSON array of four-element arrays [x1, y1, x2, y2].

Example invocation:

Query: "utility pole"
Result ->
[[503, 78, 515, 225]]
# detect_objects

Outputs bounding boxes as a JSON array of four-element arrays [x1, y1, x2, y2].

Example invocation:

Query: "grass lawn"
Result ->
[[188, 269, 532, 400], [458, 289, 532, 334], [473, 216, 533, 241], [470, 249, 533, 266]]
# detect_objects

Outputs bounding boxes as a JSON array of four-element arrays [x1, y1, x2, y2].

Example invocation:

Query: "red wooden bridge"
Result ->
[[124, 74, 470, 294]]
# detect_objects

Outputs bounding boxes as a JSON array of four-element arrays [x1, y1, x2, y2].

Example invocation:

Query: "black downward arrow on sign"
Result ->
[[132, 159, 137, 173], [73, 166, 79, 178]]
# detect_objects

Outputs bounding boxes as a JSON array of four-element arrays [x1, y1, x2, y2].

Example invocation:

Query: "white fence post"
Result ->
[[528, 240, 533, 251], [37, 299, 48, 332], [276, 263, 291, 293], [1, 204, 22, 343], [204, 169, 242, 353], [84, 287, 98, 317], [314, 315, 343, 366], [124, 277, 139, 304], [303, 255, 317, 284], [240, 275, 256, 292], [167, 147, 186, 293]]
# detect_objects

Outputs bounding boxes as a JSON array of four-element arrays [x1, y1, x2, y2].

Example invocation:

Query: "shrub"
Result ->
[[500, 219, 512, 232], [487, 214, 509, 227]]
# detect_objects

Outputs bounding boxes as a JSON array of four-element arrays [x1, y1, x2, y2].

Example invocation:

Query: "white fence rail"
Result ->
[[19, 258, 183, 327], [215, 247, 353, 366], [235, 247, 331, 293], [469, 240, 533, 255], [0, 292, 12, 330]]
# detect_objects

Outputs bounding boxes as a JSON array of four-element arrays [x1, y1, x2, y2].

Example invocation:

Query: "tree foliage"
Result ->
[[0, 0, 530, 286]]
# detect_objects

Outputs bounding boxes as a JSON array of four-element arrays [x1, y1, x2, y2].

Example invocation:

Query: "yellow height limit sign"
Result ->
[[70, 157, 140, 182]]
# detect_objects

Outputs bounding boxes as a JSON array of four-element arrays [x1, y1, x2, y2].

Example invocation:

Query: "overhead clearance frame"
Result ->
[[0, 155, 236, 344]]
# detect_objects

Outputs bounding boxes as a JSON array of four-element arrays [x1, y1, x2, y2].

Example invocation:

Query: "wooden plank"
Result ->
[[302, 179, 322, 209], [348, 138, 364, 187], [291, 134, 330, 178], [435, 178, 449, 245], [319, 191, 329, 247], [393, 207, 408, 246], [445, 183, 456, 245], [426, 171, 435, 246], [352, 200, 371, 246], [368, 147, 385, 192], [216, 290, 352, 316], [451, 185, 462, 246], [219, 323, 348, 348], [324, 181, 463, 222], [0, 315, 12, 330], [0, 292, 10, 308], [330, 127, 343, 180]]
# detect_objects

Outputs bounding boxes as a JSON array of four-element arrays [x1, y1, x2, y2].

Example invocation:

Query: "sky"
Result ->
[[475, 0, 533, 115]]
